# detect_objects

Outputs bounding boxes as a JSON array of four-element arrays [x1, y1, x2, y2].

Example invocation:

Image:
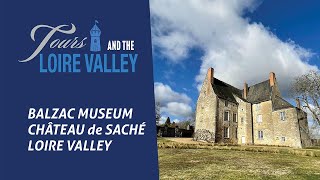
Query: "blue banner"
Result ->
[[1, 0, 159, 179]]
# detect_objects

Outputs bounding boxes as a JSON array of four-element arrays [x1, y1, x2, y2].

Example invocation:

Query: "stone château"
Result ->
[[194, 68, 312, 148]]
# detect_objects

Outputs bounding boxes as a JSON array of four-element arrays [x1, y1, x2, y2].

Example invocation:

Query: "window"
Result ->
[[233, 113, 237, 122], [256, 104, 261, 110], [225, 100, 228, 107], [224, 127, 229, 138], [280, 112, 286, 121], [258, 130, 263, 140], [257, 115, 262, 123], [241, 117, 244, 124], [235, 129, 238, 139], [224, 111, 230, 121], [281, 136, 286, 142]]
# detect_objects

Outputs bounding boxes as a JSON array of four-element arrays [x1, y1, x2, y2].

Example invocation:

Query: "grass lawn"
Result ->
[[158, 138, 320, 180]]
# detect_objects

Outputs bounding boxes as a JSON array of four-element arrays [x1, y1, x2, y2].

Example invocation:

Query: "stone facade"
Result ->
[[194, 68, 217, 142], [236, 96, 253, 145], [194, 67, 312, 148]]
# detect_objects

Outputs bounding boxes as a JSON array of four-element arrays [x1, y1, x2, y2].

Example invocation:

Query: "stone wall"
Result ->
[[193, 129, 214, 142], [236, 96, 253, 145], [272, 108, 302, 148], [194, 69, 312, 148], [194, 72, 217, 142], [216, 98, 238, 144], [297, 109, 312, 147], [252, 101, 275, 145]]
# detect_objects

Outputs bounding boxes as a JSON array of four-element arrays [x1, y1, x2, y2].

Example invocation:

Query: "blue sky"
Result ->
[[151, 0, 320, 124], [248, 1, 320, 64]]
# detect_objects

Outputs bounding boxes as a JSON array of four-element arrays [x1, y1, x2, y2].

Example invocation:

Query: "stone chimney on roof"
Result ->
[[207, 67, 214, 85], [207, 68, 214, 93], [295, 98, 301, 109], [269, 72, 276, 87], [243, 82, 248, 99]]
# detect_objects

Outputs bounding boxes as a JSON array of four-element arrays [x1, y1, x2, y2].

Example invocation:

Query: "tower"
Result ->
[[90, 20, 101, 52]]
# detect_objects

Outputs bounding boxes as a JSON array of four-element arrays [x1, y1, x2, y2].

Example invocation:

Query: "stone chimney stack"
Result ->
[[207, 67, 214, 85], [269, 72, 276, 87], [206, 68, 214, 93], [243, 82, 248, 99], [295, 98, 301, 109]]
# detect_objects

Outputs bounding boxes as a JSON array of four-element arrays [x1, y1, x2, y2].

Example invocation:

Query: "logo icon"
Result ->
[[90, 20, 101, 52]]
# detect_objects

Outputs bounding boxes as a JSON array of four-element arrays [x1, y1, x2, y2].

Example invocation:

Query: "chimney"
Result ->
[[269, 72, 276, 87], [206, 68, 214, 93], [295, 98, 301, 109], [243, 82, 248, 99], [207, 67, 214, 85]]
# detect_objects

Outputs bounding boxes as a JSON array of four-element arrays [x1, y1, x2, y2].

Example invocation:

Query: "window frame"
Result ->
[[224, 127, 230, 138], [235, 128, 238, 139], [224, 111, 230, 121], [225, 100, 228, 107], [256, 103, 261, 110], [258, 130, 264, 140], [233, 113, 237, 122], [280, 111, 286, 121], [257, 114, 262, 123]]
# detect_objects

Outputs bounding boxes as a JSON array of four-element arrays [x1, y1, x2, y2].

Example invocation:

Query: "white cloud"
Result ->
[[154, 82, 193, 119], [150, 0, 319, 95], [162, 102, 192, 117], [159, 116, 167, 124], [154, 82, 191, 104], [152, 31, 194, 62]]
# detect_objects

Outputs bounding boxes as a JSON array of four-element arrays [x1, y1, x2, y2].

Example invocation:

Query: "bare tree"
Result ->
[[155, 102, 161, 125], [189, 110, 196, 126], [176, 109, 196, 129], [290, 70, 320, 125]]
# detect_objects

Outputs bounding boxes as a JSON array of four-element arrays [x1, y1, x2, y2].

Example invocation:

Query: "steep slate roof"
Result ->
[[273, 96, 294, 110], [246, 80, 272, 103], [212, 78, 242, 103], [212, 77, 295, 110]]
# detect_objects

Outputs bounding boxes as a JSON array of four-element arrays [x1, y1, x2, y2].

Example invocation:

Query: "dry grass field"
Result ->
[[158, 138, 320, 180]]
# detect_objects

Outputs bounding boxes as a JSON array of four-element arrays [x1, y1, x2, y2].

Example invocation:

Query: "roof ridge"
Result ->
[[213, 77, 241, 91], [273, 95, 294, 110], [274, 95, 291, 103], [248, 79, 269, 88]]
